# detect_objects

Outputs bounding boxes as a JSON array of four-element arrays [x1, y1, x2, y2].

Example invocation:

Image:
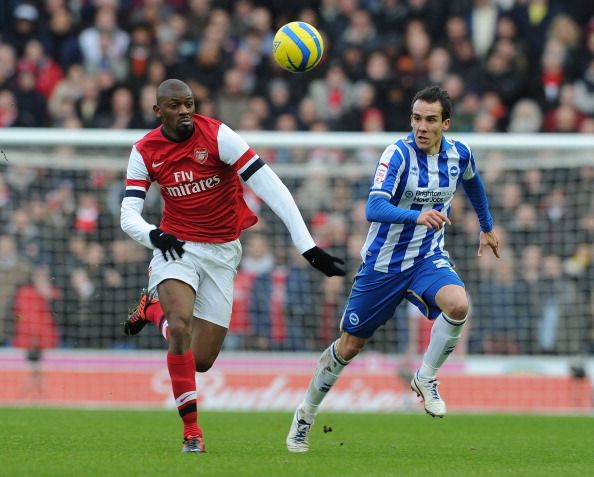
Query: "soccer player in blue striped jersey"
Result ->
[[287, 85, 500, 452]]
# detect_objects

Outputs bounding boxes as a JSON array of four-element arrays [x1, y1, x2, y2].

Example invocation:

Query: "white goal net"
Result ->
[[0, 129, 592, 412]]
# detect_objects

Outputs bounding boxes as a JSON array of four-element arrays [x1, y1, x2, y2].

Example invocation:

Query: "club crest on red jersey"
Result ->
[[194, 148, 208, 164]]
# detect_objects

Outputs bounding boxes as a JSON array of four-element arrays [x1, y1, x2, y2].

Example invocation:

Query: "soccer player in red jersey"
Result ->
[[120, 79, 345, 453]]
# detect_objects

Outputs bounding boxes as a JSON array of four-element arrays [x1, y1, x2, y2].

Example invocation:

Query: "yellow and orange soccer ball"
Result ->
[[272, 21, 324, 73]]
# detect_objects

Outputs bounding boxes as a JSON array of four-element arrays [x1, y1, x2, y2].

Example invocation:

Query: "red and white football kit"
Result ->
[[120, 114, 315, 326]]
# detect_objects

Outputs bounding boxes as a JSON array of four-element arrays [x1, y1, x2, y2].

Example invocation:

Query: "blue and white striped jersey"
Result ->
[[361, 133, 477, 273]]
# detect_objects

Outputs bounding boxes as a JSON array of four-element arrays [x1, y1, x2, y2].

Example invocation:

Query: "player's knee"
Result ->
[[436, 286, 469, 321], [444, 302, 468, 322], [167, 317, 192, 342]]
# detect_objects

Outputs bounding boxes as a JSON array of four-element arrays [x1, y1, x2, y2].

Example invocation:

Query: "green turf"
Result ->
[[1, 408, 593, 477]]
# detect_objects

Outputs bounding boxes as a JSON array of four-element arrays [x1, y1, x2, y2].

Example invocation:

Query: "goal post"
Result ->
[[0, 128, 592, 412]]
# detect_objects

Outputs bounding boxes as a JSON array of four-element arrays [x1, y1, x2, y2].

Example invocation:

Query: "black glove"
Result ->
[[149, 228, 185, 261], [302, 246, 346, 277]]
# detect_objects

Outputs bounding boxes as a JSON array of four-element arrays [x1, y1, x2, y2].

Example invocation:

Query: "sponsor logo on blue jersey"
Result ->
[[413, 189, 454, 204]]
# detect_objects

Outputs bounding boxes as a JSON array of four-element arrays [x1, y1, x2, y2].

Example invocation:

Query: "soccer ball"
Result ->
[[272, 21, 324, 73]]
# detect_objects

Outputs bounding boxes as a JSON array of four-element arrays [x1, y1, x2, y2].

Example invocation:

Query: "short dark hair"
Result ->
[[156, 78, 192, 104], [411, 86, 452, 121]]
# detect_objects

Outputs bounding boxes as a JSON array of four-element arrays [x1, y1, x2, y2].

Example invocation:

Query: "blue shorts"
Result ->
[[340, 255, 464, 339]]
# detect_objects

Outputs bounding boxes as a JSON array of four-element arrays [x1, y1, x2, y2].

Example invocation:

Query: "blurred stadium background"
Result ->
[[0, 0, 593, 414]]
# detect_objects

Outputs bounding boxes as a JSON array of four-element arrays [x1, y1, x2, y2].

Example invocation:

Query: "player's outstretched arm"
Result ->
[[478, 230, 500, 258], [462, 164, 498, 258], [241, 159, 345, 276]]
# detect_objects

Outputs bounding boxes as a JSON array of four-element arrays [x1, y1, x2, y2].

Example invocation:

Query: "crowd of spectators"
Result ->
[[1, 0, 594, 356], [0, 0, 593, 133]]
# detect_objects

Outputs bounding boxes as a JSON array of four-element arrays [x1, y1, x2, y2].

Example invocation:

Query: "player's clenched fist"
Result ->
[[416, 210, 451, 230]]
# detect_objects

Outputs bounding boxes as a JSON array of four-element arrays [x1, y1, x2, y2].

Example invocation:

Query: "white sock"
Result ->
[[419, 313, 466, 379], [301, 340, 350, 416]]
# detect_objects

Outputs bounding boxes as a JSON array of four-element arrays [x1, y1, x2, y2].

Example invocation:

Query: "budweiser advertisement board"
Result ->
[[0, 350, 591, 412]]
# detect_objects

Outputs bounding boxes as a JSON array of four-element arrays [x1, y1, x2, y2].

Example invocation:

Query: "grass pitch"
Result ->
[[1, 408, 593, 477]]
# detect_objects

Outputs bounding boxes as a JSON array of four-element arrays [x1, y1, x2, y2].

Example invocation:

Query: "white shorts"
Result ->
[[148, 239, 242, 328]]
